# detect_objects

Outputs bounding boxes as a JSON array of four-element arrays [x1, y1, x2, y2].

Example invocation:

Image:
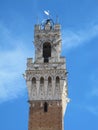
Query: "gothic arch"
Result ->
[[40, 77, 44, 84], [48, 76, 52, 84], [29, 75, 37, 81], [43, 42, 51, 63], [32, 77, 36, 84], [56, 76, 60, 84], [48, 76, 52, 98], [40, 77, 44, 98], [31, 77, 37, 98], [55, 76, 60, 98]]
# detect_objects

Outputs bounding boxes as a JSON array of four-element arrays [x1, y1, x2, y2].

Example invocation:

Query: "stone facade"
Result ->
[[24, 18, 69, 130]]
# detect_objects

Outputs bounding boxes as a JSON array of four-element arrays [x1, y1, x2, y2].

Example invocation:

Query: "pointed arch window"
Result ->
[[40, 77, 44, 97], [56, 76, 60, 85], [32, 77, 36, 84], [56, 76, 60, 90], [48, 76, 52, 85], [32, 77, 36, 87], [32, 77, 36, 97], [48, 76, 52, 97], [43, 42, 51, 63], [40, 77, 44, 85], [55, 76, 60, 97]]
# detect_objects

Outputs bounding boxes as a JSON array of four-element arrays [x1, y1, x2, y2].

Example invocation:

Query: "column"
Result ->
[[36, 80, 40, 99], [52, 78, 55, 98], [44, 79, 48, 99]]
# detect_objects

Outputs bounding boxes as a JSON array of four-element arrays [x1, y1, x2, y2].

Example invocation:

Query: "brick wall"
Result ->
[[28, 101, 63, 130]]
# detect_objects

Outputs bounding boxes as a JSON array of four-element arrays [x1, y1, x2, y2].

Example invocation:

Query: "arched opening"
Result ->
[[40, 77, 44, 97], [55, 76, 60, 98], [48, 76, 52, 85], [44, 102, 48, 112], [32, 77, 36, 84], [48, 76, 52, 97], [40, 77, 44, 85], [32, 77, 36, 97], [43, 42, 51, 63], [56, 76, 60, 84]]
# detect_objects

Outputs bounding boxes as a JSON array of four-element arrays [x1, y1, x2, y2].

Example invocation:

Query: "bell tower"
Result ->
[[24, 17, 69, 130]]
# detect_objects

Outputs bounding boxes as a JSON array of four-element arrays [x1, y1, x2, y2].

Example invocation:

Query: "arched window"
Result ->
[[48, 76, 52, 85], [44, 102, 48, 112], [40, 77, 44, 84], [40, 77, 44, 98], [48, 76, 52, 97], [32, 77, 36, 84], [32, 77, 36, 97], [56, 76, 60, 84], [43, 42, 51, 63], [55, 76, 60, 98]]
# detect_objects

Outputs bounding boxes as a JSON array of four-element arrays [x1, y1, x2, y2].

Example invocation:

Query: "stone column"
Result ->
[[52, 78, 55, 98], [44, 79, 48, 99], [36, 80, 40, 99]]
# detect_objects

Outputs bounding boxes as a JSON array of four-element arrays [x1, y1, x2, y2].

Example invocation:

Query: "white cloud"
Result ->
[[81, 72, 98, 116], [0, 50, 24, 102], [62, 24, 98, 50], [0, 23, 34, 103]]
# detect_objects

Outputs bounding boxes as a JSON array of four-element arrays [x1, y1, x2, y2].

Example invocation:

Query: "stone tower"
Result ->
[[24, 17, 69, 130]]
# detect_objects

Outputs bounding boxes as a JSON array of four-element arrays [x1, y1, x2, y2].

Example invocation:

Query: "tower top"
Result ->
[[41, 18, 54, 29], [34, 15, 61, 64]]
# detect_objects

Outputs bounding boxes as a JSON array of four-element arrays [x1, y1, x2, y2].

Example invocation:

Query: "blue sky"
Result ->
[[0, 0, 98, 130]]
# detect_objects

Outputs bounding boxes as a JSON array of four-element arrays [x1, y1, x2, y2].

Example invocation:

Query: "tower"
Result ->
[[24, 17, 69, 130]]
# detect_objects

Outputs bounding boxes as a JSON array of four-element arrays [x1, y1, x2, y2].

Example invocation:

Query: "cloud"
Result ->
[[80, 72, 98, 116], [0, 23, 34, 103], [62, 24, 98, 50]]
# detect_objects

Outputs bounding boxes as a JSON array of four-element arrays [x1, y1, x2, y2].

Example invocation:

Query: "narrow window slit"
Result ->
[[44, 102, 48, 112]]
